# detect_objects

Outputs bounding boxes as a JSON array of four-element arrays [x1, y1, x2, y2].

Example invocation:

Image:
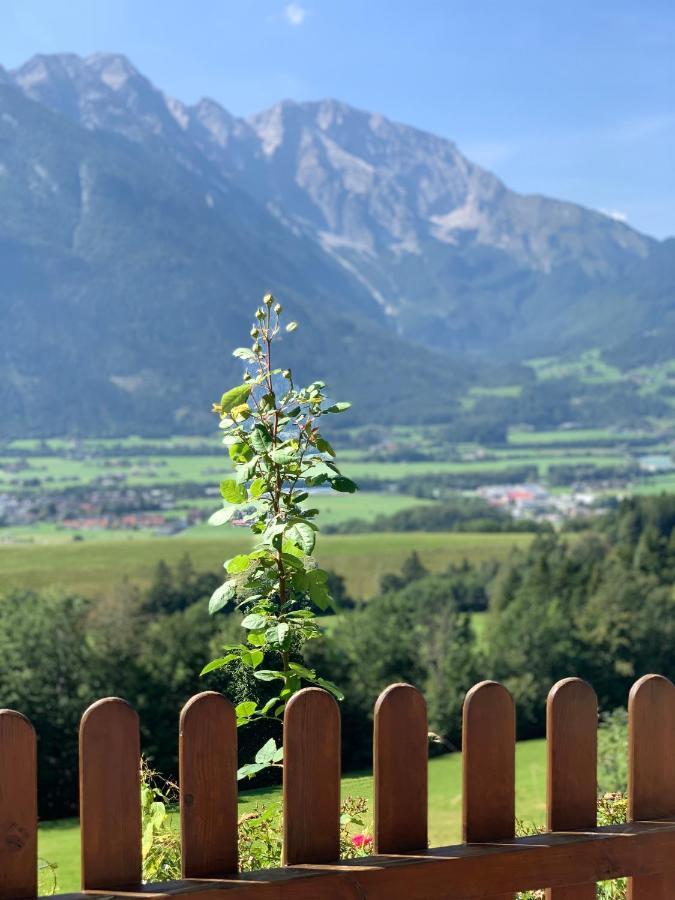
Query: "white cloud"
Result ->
[[600, 209, 628, 223], [284, 3, 308, 26]]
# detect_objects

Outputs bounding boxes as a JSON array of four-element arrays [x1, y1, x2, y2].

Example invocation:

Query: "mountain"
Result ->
[[0, 66, 472, 436], [1, 53, 673, 436]]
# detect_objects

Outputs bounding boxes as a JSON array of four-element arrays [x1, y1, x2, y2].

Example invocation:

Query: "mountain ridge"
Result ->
[[1, 52, 673, 436]]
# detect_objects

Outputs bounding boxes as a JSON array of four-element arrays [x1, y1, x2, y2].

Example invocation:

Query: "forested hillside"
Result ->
[[3, 494, 673, 817]]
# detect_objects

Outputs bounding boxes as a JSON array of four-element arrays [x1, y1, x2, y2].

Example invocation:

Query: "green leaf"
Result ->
[[226, 554, 251, 574], [255, 739, 278, 765], [278, 555, 302, 576], [304, 459, 337, 478], [307, 569, 331, 610], [253, 669, 286, 682], [281, 540, 305, 558], [249, 649, 264, 669], [285, 521, 316, 554], [315, 436, 336, 456], [270, 445, 297, 465], [209, 580, 237, 614], [289, 662, 317, 680], [220, 479, 248, 504], [240, 647, 264, 669], [241, 613, 267, 630], [260, 696, 281, 715], [249, 476, 266, 498], [235, 701, 257, 719], [220, 384, 252, 413], [229, 442, 254, 464], [200, 654, 236, 675], [235, 460, 258, 484], [330, 475, 358, 493], [208, 506, 235, 526], [237, 762, 267, 781], [316, 677, 345, 701], [324, 401, 351, 413], [250, 424, 273, 453], [265, 622, 290, 646]]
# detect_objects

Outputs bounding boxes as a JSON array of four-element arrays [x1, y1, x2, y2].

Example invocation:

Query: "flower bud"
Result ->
[[243, 371, 251, 381], [274, 303, 282, 314], [282, 369, 291, 379], [250, 327, 259, 338], [263, 293, 274, 306], [255, 309, 265, 320], [252, 342, 262, 354]]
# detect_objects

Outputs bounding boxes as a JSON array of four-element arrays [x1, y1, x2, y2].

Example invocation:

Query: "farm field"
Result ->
[[0, 440, 642, 493], [183, 490, 435, 533], [341, 453, 629, 480], [0, 490, 432, 543], [39, 738, 547, 893], [506, 427, 645, 446], [0, 531, 534, 600]]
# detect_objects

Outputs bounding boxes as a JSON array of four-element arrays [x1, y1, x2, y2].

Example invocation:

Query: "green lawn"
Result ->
[[39, 739, 546, 893], [0, 531, 533, 600]]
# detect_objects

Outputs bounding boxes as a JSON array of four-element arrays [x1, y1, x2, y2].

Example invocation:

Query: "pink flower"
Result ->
[[351, 833, 373, 849]]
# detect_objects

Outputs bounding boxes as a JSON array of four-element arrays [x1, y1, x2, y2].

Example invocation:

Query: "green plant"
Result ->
[[140, 761, 181, 882], [37, 858, 58, 896], [238, 796, 372, 871], [203, 295, 356, 778], [598, 708, 628, 793]]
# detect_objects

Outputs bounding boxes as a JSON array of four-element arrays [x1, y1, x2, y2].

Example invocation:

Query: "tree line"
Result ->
[[1, 494, 674, 817]]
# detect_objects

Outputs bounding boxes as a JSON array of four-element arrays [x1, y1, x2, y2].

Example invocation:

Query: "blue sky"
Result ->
[[2, 0, 674, 238]]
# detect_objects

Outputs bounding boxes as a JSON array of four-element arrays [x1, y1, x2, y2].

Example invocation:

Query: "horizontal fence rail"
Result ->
[[2, 675, 675, 899]]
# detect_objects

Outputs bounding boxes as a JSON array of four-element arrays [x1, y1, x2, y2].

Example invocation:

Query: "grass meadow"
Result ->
[[0, 531, 534, 599]]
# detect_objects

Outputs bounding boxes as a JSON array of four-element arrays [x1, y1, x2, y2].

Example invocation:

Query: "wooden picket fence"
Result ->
[[2, 675, 675, 899]]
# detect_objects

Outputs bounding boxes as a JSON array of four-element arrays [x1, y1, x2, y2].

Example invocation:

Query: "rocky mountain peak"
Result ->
[[11, 52, 183, 142]]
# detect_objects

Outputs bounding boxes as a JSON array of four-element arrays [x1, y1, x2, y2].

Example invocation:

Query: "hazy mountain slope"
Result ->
[[10, 53, 666, 363], [2, 52, 674, 436], [0, 81, 471, 436]]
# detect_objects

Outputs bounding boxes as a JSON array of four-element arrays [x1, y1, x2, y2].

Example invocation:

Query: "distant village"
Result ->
[[476, 483, 600, 524], [475, 455, 674, 524], [0, 478, 208, 537], [1, 445, 674, 537]]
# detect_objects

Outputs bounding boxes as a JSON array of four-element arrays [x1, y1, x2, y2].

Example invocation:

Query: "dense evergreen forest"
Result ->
[[2, 494, 674, 818]]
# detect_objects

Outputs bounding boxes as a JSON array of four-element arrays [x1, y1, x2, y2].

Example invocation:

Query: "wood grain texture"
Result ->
[[374, 683, 428, 853], [628, 674, 675, 900], [463, 680, 515, 900], [79, 697, 141, 890], [45, 820, 675, 900], [180, 692, 237, 878], [0, 710, 37, 900], [545, 678, 597, 900], [463, 681, 515, 843], [283, 687, 340, 865]]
